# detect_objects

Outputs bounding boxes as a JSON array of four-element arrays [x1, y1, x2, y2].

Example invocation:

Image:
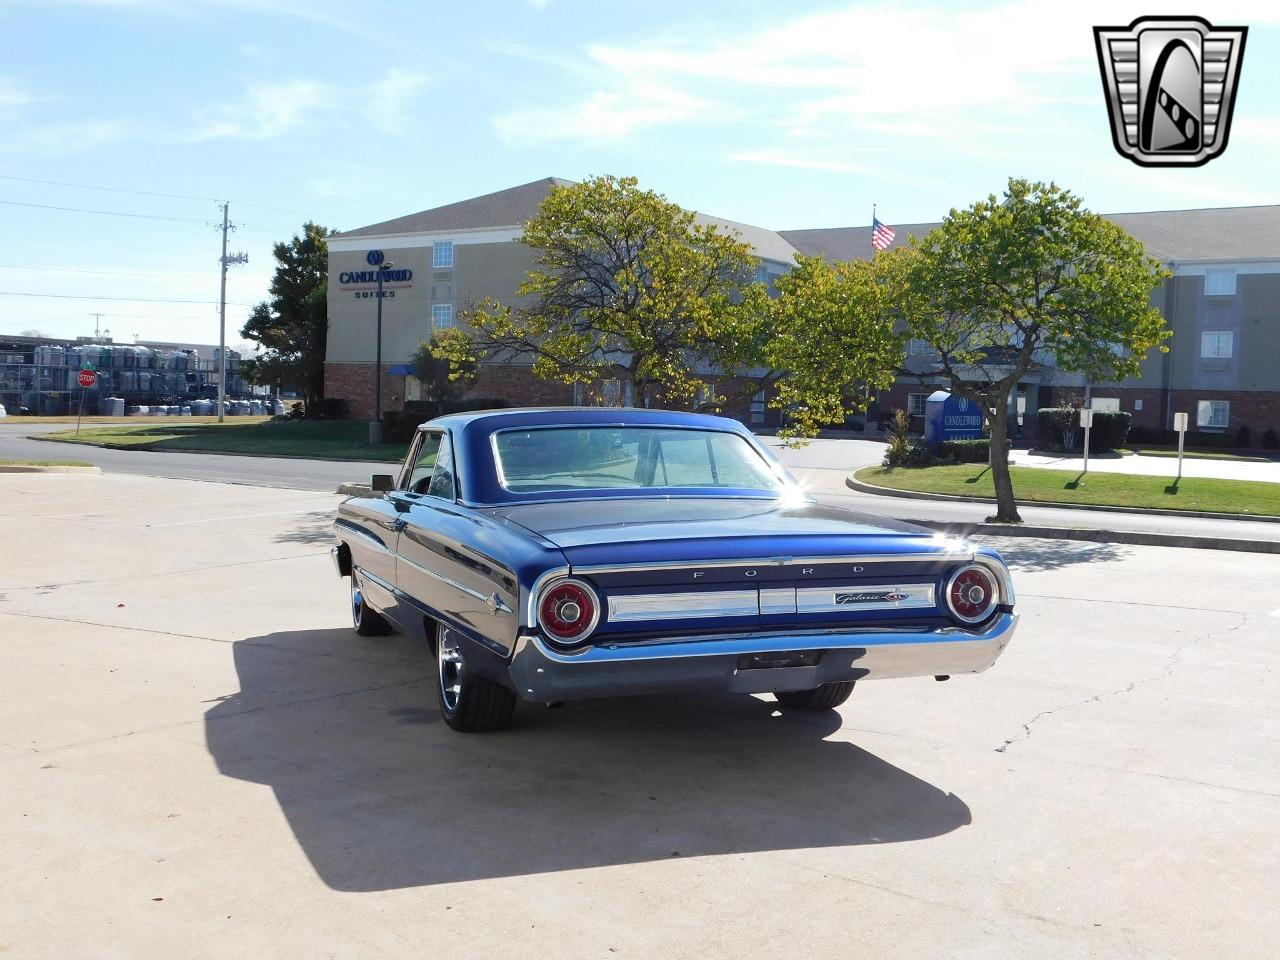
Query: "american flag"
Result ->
[[871, 216, 896, 251]]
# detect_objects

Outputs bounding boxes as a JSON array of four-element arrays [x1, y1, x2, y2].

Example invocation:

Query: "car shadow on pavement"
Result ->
[[273, 511, 340, 545], [985, 537, 1126, 572], [205, 628, 972, 892]]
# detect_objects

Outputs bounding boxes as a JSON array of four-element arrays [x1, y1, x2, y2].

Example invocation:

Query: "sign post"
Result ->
[[75, 368, 97, 436], [1173, 411, 1189, 482], [1079, 406, 1094, 475]]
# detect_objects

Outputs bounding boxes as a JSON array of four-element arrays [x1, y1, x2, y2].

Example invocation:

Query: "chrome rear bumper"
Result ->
[[507, 612, 1017, 702]]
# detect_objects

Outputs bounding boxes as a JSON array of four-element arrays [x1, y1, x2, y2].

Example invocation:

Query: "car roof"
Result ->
[[419, 406, 750, 433]]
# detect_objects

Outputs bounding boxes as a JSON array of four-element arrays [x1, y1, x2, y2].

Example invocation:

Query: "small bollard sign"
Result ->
[[1079, 407, 1094, 474], [1173, 411, 1189, 481]]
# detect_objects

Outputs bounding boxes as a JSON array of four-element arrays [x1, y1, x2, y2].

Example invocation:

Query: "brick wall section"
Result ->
[[323, 363, 407, 420], [469, 365, 574, 407]]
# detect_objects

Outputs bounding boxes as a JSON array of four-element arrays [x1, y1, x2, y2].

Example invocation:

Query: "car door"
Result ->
[[395, 431, 518, 653]]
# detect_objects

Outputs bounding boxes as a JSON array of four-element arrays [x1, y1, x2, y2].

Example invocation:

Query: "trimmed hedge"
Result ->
[[1036, 407, 1131, 452], [381, 398, 510, 444], [938, 438, 991, 463]]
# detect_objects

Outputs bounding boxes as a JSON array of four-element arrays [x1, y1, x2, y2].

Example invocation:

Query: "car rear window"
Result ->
[[492, 427, 786, 494]]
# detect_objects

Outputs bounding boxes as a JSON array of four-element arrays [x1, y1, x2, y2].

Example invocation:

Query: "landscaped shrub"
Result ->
[[1090, 410, 1132, 452], [938, 438, 990, 463], [311, 397, 347, 419], [882, 409, 912, 467], [1263, 429, 1279, 450], [1236, 425, 1252, 448], [1036, 407, 1130, 451], [1036, 407, 1080, 451]]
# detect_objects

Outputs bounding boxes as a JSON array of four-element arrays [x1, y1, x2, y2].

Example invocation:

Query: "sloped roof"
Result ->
[[781, 206, 1280, 263], [1105, 205, 1280, 261], [334, 177, 574, 238], [779, 222, 936, 260], [337, 177, 1280, 265]]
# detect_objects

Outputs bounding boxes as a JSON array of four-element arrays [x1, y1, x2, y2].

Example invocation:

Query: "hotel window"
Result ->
[[907, 338, 932, 356], [907, 393, 929, 417], [1203, 269, 1236, 296], [431, 304, 453, 329], [1200, 330, 1233, 359], [433, 240, 454, 268], [1197, 400, 1229, 429]]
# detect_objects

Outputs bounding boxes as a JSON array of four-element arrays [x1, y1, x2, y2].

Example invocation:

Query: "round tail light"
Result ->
[[944, 564, 999, 624], [537, 578, 600, 645]]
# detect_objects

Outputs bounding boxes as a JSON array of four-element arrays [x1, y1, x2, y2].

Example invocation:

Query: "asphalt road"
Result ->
[[5, 424, 1279, 544], [0, 421, 391, 492], [2, 472, 1277, 958]]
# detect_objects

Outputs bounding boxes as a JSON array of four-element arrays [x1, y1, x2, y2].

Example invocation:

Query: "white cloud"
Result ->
[[187, 68, 429, 141], [192, 78, 331, 141], [0, 77, 39, 110], [495, 82, 713, 144], [364, 68, 431, 133]]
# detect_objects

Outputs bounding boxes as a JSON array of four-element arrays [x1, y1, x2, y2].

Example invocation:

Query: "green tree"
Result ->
[[888, 178, 1171, 522], [409, 334, 476, 403], [431, 175, 761, 407], [753, 255, 902, 438], [240, 222, 333, 407]]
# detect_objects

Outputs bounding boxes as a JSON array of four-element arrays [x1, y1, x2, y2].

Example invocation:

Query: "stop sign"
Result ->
[[77, 369, 97, 388]]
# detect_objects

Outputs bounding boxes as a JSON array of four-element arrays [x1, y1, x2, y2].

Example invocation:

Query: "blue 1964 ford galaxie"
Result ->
[[332, 408, 1017, 732]]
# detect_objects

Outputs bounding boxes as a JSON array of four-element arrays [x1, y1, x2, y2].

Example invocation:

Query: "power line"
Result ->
[[0, 263, 262, 283], [0, 173, 315, 216], [0, 199, 216, 224], [0, 291, 254, 305]]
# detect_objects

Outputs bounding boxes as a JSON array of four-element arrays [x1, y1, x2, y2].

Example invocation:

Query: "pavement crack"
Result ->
[[995, 612, 1252, 753]]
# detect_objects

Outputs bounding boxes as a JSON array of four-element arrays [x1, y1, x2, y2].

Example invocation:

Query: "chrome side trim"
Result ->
[[524, 566, 572, 629], [334, 518, 392, 553], [759, 586, 796, 616], [398, 554, 513, 615], [572, 550, 974, 576], [796, 582, 936, 614], [607, 589, 759, 623]]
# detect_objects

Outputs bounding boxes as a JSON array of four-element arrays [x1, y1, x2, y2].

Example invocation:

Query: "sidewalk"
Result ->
[[1010, 448, 1280, 483]]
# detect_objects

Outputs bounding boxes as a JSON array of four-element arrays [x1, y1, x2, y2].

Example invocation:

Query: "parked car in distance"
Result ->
[[332, 408, 1017, 732]]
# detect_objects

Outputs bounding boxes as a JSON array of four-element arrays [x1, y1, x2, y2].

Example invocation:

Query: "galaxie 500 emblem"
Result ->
[[835, 591, 910, 605], [1094, 16, 1247, 167]]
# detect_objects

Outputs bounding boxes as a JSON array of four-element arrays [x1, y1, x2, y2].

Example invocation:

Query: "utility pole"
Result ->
[[90, 313, 106, 339], [216, 201, 248, 423]]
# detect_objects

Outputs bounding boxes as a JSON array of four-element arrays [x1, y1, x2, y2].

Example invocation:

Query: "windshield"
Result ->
[[492, 427, 789, 495]]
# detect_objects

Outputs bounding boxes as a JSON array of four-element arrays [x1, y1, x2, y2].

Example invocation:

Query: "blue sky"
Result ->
[[1, 0, 1277, 345]]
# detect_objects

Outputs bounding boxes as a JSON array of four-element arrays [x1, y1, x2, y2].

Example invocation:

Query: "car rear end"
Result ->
[[507, 539, 1016, 703]]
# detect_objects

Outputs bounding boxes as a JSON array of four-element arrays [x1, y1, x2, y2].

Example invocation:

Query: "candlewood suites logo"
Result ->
[[1093, 16, 1247, 167]]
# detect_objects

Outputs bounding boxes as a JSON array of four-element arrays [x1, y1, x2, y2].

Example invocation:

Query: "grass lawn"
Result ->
[[38, 419, 407, 462], [856, 464, 1280, 517], [0, 458, 94, 467]]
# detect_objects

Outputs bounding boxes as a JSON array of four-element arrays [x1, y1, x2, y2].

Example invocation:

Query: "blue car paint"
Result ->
[[335, 408, 1016, 694]]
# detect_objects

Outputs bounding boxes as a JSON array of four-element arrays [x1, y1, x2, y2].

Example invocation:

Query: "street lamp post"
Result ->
[[369, 260, 393, 445]]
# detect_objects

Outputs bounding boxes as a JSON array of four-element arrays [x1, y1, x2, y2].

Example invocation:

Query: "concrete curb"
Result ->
[[845, 473, 1280, 524], [30, 435, 403, 466], [0, 464, 101, 474], [907, 519, 1280, 555]]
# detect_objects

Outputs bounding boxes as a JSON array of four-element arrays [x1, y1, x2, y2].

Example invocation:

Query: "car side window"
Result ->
[[426, 433, 456, 500], [407, 432, 443, 493]]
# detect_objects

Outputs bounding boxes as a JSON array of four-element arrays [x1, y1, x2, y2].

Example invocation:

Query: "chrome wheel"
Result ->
[[350, 576, 364, 628], [438, 629, 464, 712]]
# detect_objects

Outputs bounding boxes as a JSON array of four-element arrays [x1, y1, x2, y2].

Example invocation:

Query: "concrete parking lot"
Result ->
[[2, 472, 1277, 959]]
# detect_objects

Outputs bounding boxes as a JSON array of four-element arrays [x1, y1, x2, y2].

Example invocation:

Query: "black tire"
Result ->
[[436, 627, 516, 732], [351, 573, 392, 637], [773, 681, 856, 711]]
